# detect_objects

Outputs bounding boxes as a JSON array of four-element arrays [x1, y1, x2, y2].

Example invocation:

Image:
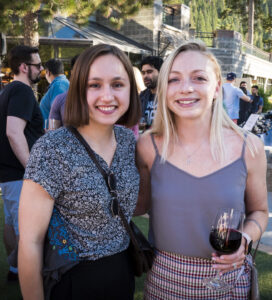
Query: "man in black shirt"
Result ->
[[238, 81, 251, 125], [0, 45, 44, 280], [140, 56, 163, 129]]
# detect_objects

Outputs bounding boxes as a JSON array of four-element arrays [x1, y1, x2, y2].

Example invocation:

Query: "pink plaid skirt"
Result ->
[[144, 249, 251, 300]]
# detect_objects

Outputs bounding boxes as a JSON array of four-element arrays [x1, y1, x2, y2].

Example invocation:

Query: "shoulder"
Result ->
[[55, 91, 67, 102], [51, 77, 69, 89], [7, 82, 35, 104], [244, 132, 266, 175], [32, 127, 72, 153], [52, 92, 67, 106], [114, 125, 136, 144], [137, 133, 157, 169], [9, 81, 33, 95], [140, 89, 149, 98]]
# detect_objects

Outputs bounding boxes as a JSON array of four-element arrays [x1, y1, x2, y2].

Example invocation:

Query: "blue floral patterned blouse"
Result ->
[[24, 126, 139, 260]]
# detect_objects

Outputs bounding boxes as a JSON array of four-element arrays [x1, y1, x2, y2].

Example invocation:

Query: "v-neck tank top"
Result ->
[[149, 135, 247, 259]]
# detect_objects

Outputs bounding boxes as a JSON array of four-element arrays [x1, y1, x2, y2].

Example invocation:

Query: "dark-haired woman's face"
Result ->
[[86, 54, 130, 127]]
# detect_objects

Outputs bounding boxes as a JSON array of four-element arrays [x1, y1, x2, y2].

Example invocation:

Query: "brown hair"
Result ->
[[64, 44, 141, 127]]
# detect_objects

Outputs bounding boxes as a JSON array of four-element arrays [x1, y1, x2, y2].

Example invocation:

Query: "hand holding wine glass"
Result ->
[[203, 208, 245, 291]]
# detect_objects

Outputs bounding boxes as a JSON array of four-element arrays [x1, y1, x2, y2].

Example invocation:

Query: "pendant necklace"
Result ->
[[178, 139, 206, 165]]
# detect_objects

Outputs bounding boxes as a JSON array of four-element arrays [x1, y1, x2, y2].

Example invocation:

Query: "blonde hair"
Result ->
[[133, 66, 145, 94], [151, 41, 255, 162]]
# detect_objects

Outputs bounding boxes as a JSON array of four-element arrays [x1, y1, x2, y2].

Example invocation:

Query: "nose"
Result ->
[[179, 79, 194, 93], [101, 85, 114, 101]]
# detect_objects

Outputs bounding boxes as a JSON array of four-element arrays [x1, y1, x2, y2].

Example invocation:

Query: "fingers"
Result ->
[[211, 244, 246, 274]]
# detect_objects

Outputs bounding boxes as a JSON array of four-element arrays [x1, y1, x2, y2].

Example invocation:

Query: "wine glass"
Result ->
[[203, 208, 244, 292], [139, 117, 147, 134], [48, 118, 60, 130]]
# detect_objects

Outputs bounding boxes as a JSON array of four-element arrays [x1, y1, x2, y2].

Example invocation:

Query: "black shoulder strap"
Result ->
[[67, 126, 108, 182], [67, 126, 133, 235]]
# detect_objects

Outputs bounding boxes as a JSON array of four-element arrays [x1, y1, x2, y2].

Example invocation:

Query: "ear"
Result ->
[[213, 80, 221, 99], [19, 63, 28, 75]]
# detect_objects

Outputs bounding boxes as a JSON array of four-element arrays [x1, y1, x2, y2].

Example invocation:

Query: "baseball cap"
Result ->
[[226, 72, 236, 80]]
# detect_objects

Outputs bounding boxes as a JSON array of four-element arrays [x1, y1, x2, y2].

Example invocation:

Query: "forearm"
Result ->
[[18, 240, 44, 300], [244, 210, 268, 242], [8, 132, 30, 168], [257, 107, 263, 114]]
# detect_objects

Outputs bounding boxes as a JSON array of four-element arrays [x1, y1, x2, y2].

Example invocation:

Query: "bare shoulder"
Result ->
[[136, 132, 158, 170], [244, 132, 266, 170]]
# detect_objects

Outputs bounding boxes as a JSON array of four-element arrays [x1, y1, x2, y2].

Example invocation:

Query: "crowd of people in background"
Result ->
[[0, 42, 268, 300], [222, 71, 264, 125]]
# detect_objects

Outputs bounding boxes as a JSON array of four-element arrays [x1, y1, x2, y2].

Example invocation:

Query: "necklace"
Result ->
[[178, 139, 206, 165]]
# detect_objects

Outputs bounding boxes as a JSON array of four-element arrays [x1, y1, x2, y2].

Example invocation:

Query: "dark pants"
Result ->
[[50, 250, 135, 300]]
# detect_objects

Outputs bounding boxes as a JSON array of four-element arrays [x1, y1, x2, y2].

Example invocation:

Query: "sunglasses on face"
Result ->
[[26, 62, 42, 69]]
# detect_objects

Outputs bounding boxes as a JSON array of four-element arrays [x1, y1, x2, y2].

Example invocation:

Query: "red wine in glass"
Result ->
[[210, 228, 242, 254], [203, 208, 244, 292]]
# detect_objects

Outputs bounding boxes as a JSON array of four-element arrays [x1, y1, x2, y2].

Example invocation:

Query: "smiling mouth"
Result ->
[[96, 105, 117, 112], [176, 99, 198, 104]]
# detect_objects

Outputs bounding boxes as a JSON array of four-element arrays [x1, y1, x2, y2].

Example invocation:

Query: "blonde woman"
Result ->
[[135, 42, 268, 299]]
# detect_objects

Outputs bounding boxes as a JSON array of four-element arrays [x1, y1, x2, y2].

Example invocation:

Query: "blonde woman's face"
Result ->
[[166, 51, 220, 122]]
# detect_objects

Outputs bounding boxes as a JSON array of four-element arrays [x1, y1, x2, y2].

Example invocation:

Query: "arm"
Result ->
[[133, 134, 153, 216], [6, 116, 29, 168], [213, 135, 268, 273], [240, 94, 251, 103], [18, 180, 54, 300], [257, 97, 263, 114], [257, 106, 263, 114], [243, 134, 268, 240]]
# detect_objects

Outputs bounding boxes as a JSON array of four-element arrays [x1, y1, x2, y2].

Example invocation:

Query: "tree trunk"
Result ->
[[247, 0, 254, 45], [23, 12, 39, 47]]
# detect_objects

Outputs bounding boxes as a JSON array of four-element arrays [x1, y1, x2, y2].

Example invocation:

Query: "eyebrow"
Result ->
[[169, 69, 206, 74], [88, 76, 125, 81]]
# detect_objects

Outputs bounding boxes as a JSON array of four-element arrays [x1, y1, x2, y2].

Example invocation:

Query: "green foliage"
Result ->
[[0, 0, 153, 36], [258, 87, 272, 112]]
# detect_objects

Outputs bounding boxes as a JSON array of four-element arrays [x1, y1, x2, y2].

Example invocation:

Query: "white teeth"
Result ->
[[177, 100, 196, 104], [98, 106, 115, 111]]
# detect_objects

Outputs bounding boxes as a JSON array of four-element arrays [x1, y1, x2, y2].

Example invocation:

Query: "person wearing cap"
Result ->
[[222, 72, 251, 124]]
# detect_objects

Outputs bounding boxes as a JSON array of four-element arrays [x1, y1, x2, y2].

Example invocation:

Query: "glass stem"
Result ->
[[214, 270, 221, 281]]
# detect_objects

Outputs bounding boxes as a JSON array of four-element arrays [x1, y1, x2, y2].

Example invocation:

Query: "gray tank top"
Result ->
[[149, 134, 247, 259]]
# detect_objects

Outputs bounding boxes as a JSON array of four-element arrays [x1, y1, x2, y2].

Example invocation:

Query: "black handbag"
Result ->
[[68, 126, 154, 277], [250, 236, 261, 300]]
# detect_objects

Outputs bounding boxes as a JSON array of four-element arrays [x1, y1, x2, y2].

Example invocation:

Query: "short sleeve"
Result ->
[[236, 87, 245, 98], [259, 97, 264, 106], [49, 95, 62, 120], [49, 83, 68, 106], [8, 84, 35, 121], [24, 135, 64, 200]]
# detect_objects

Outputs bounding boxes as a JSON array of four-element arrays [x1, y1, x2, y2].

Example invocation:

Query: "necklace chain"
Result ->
[[178, 139, 206, 165]]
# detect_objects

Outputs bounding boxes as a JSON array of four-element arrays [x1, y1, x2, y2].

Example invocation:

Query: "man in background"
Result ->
[[48, 55, 79, 128], [251, 85, 264, 114], [40, 58, 69, 121], [223, 72, 251, 124], [238, 81, 251, 124], [0, 45, 44, 281], [140, 56, 163, 129]]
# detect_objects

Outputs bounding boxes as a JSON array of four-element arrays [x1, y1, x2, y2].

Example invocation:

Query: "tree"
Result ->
[[221, 0, 272, 45], [0, 0, 153, 47]]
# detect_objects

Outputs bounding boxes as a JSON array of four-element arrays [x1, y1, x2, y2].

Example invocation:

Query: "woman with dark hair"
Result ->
[[18, 44, 141, 300]]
